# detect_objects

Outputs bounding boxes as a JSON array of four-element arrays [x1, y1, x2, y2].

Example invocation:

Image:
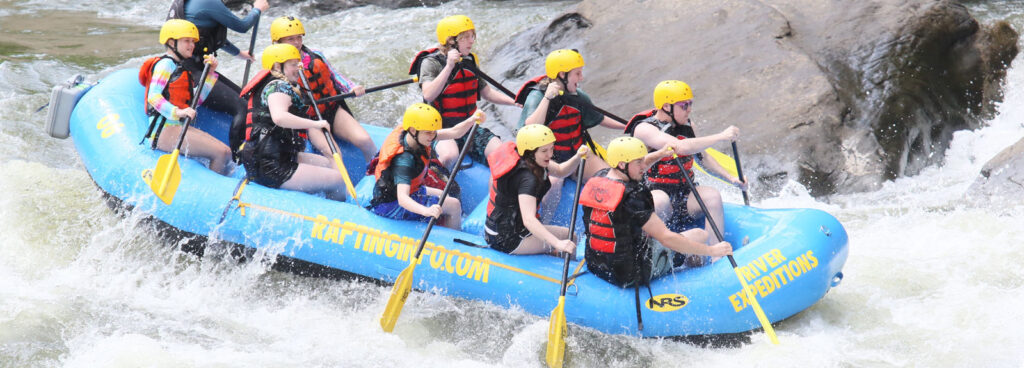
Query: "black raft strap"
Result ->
[[150, 116, 168, 150], [634, 285, 644, 331]]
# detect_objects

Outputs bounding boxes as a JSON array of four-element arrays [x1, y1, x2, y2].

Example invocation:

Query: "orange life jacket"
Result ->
[[374, 128, 431, 194], [300, 47, 342, 118], [580, 176, 627, 253], [139, 55, 192, 115], [410, 48, 480, 126], [485, 141, 522, 217]]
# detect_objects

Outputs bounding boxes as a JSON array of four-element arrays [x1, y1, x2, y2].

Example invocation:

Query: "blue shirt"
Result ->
[[185, 0, 261, 56]]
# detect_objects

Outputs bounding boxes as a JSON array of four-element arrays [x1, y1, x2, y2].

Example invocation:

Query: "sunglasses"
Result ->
[[674, 100, 692, 110]]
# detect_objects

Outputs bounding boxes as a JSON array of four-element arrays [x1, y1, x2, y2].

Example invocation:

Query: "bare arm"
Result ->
[[598, 115, 626, 130], [421, 49, 461, 103], [641, 213, 733, 257], [397, 184, 440, 218], [548, 146, 588, 178], [480, 84, 517, 106], [436, 111, 485, 140], [524, 82, 562, 125], [519, 194, 561, 245], [268, 92, 328, 130]]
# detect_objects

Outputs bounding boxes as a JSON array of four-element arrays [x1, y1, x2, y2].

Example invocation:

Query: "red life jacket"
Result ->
[[373, 128, 431, 194], [517, 75, 584, 156], [624, 110, 696, 186], [485, 141, 521, 217], [139, 55, 192, 116], [579, 176, 627, 253], [410, 48, 480, 125], [300, 47, 342, 118]]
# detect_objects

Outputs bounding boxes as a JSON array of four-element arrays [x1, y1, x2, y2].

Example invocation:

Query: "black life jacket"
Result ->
[[581, 170, 655, 288], [238, 76, 307, 167], [625, 110, 698, 187], [484, 141, 546, 235]]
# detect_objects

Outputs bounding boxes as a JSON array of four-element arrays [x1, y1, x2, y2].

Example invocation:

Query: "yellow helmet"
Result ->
[[270, 16, 306, 42], [159, 19, 199, 45], [605, 137, 648, 169], [261, 44, 301, 71], [402, 103, 442, 131], [653, 80, 693, 109], [515, 124, 556, 155], [545, 49, 585, 79], [437, 15, 475, 46]]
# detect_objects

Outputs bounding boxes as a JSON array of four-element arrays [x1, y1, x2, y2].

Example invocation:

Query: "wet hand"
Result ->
[[204, 55, 220, 72], [313, 119, 329, 130], [424, 204, 442, 219], [555, 239, 576, 256], [576, 145, 589, 159], [720, 126, 739, 142], [544, 82, 562, 100], [446, 49, 461, 66], [472, 110, 486, 124], [733, 177, 749, 191], [237, 51, 255, 62], [177, 107, 197, 120], [709, 241, 734, 258], [254, 0, 269, 12], [353, 85, 366, 97]]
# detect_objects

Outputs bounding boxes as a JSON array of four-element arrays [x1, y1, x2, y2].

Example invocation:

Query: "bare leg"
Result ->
[[482, 136, 502, 159], [331, 108, 376, 162], [687, 185, 724, 243], [512, 226, 571, 256], [651, 189, 673, 222], [434, 139, 459, 169], [280, 154, 346, 201], [425, 186, 462, 229], [582, 156, 610, 181], [157, 125, 232, 176]]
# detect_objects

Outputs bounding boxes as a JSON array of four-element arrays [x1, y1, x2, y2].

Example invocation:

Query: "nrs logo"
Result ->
[[646, 293, 689, 312]]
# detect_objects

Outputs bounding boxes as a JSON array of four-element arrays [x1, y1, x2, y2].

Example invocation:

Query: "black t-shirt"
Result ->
[[486, 164, 551, 236]]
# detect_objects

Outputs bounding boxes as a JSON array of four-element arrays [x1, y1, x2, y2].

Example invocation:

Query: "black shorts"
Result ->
[[484, 225, 530, 254], [245, 153, 298, 189], [650, 182, 703, 232], [455, 126, 498, 166], [317, 99, 353, 124]]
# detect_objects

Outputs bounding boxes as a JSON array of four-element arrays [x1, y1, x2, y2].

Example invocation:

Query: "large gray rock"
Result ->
[[969, 138, 1024, 199], [485, 0, 1018, 197]]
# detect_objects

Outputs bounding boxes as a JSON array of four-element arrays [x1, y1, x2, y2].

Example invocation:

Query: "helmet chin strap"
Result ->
[[168, 40, 188, 62], [662, 105, 679, 125]]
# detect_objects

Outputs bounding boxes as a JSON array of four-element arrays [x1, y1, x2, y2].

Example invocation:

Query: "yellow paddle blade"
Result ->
[[332, 153, 357, 201], [380, 264, 415, 333], [733, 268, 780, 345], [545, 296, 567, 368], [150, 150, 182, 205], [707, 148, 738, 177]]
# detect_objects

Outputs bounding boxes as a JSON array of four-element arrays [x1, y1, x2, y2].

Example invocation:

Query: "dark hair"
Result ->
[[520, 149, 546, 181]]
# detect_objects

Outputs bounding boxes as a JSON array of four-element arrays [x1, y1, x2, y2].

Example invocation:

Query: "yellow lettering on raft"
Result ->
[[730, 250, 817, 312]]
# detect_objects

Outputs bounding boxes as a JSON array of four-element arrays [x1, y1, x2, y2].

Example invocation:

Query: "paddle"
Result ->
[[149, 62, 212, 205], [380, 118, 480, 333], [315, 77, 419, 105], [732, 142, 750, 206], [671, 151, 779, 344], [297, 67, 358, 200], [546, 151, 586, 368], [241, 13, 260, 86]]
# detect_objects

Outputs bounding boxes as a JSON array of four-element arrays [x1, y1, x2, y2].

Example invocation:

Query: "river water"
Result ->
[[2, 0, 1023, 367]]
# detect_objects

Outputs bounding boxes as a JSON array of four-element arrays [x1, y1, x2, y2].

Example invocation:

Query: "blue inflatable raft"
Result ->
[[55, 68, 849, 338]]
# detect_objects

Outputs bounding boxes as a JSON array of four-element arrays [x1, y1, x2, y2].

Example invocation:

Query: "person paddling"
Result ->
[[367, 103, 483, 230], [270, 16, 376, 162], [237, 44, 347, 200], [484, 125, 587, 255], [140, 19, 231, 175], [581, 136, 733, 286], [178, 0, 268, 151], [626, 80, 744, 251], [517, 49, 626, 220], [410, 15, 517, 169]]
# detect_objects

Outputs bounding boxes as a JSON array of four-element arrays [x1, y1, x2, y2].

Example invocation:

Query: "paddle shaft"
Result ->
[[315, 78, 417, 105], [673, 156, 779, 344], [559, 156, 586, 296], [731, 142, 750, 206], [241, 13, 260, 86], [297, 67, 358, 199], [170, 63, 212, 150], [409, 123, 479, 261]]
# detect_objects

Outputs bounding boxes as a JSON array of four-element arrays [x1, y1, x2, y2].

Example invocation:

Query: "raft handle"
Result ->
[[831, 272, 844, 287], [820, 225, 832, 237]]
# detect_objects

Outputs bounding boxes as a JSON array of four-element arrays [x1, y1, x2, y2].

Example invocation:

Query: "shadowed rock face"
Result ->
[[486, 0, 1018, 197], [969, 139, 1024, 200]]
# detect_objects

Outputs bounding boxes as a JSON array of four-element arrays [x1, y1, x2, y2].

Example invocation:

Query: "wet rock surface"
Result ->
[[485, 0, 1018, 196]]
